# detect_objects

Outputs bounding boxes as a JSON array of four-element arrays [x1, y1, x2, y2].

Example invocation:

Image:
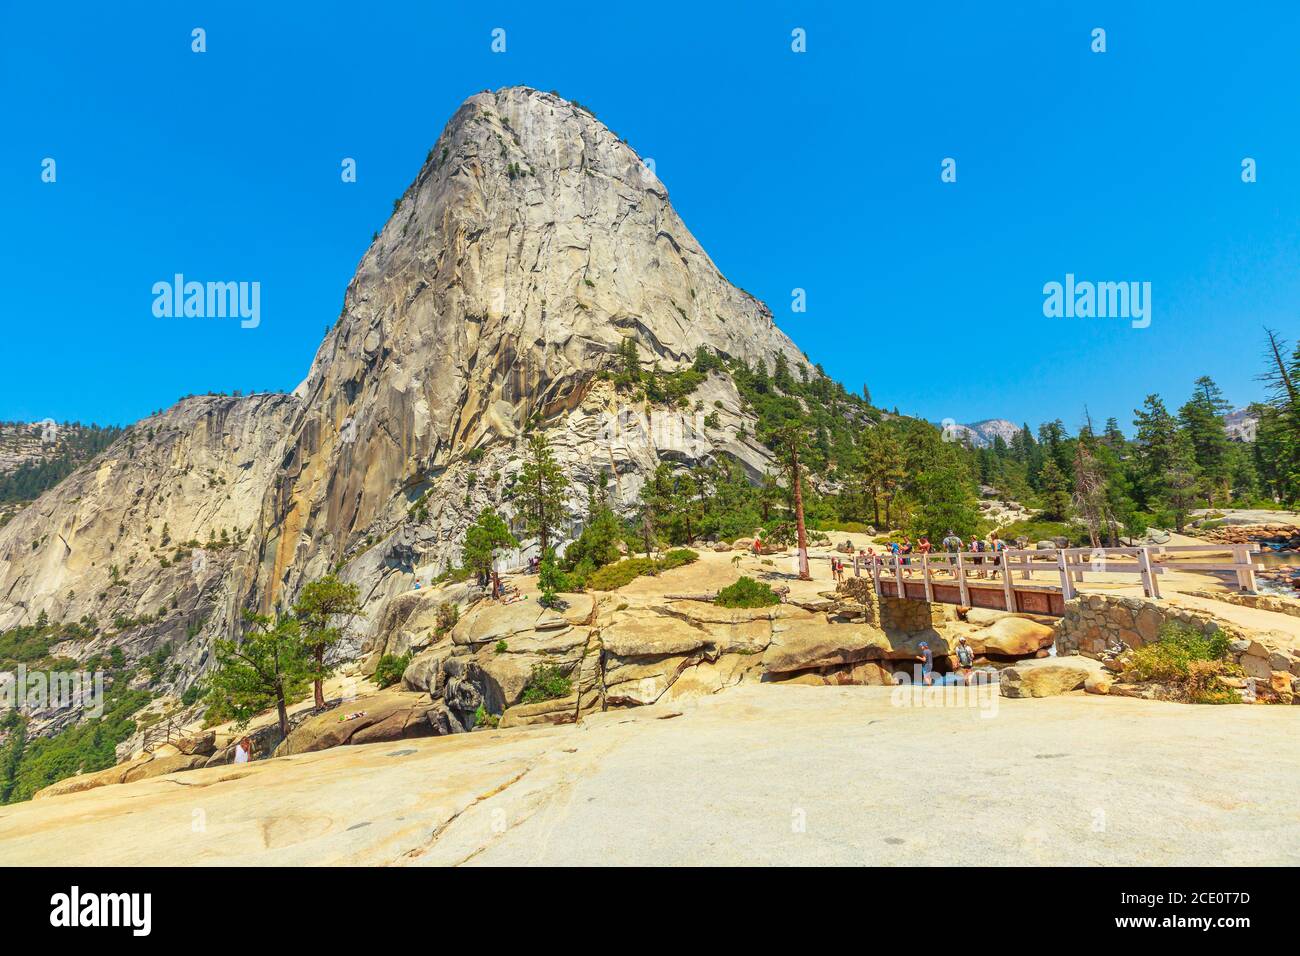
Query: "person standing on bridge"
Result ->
[[988, 532, 1007, 579]]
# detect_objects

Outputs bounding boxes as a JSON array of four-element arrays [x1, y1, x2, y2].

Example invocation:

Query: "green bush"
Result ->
[[473, 704, 499, 729], [373, 653, 412, 689], [715, 576, 780, 608], [520, 663, 572, 704], [585, 549, 699, 591], [1126, 622, 1239, 703]]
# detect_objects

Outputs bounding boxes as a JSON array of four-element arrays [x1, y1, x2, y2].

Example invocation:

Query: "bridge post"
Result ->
[[1000, 552, 1015, 611], [956, 552, 970, 606], [921, 553, 934, 602], [1138, 546, 1160, 599], [1232, 543, 1256, 594], [894, 554, 906, 596], [871, 554, 881, 593], [1056, 549, 1076, 601]]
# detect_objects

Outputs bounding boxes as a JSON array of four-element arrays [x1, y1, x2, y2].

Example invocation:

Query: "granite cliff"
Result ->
[[0, 87, 808, 682]]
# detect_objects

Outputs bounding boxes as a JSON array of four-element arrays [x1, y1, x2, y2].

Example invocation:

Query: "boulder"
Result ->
[[1084, 674, 1112, 695], [273, 691, 442, 757], [401, 643, 455, 694], [964, 608, 1011, 627], [499, 695, 578, 728], [602, 609, 711, 658], [34, 750, 208, 800], [121, 753, 208, 783], [999, 658, 1101, 698], [174, 729, 217, 757], [761, 617, 892, 673], [449, 599, 569, 648], [981, 618, 1056, 657]]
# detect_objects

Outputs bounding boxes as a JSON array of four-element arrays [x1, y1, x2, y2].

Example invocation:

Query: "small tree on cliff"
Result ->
[[207, 613, 310, 739], [463, 508, 519, 580], [293, 574, 362, 710], [517, 433, 569, 553]]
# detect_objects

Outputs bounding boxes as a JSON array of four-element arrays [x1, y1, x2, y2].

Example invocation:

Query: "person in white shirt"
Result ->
[[233, 736, 252, 764]]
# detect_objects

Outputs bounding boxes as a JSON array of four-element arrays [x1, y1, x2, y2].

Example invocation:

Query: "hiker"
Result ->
[[900, 537, 914, 577], [916, 641, 934, 686], [491, 570, 503, 600], [970, 535, 986, 577], [955, 635, 975, 683], [988, 532, 1006, 578], [234, 736, 252, 764]]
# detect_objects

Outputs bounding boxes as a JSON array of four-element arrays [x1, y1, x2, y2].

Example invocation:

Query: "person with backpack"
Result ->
[[900, 537, 914, 577], [969, 535, 985, 577], [955, 635, 975, 683], [988, 532, 1007, 579]]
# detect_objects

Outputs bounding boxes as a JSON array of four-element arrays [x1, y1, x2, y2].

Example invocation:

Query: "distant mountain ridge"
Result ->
[[937, 418, 1021, 448]]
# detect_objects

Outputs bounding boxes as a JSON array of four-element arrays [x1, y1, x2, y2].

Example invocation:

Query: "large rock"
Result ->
[[980, 618, 1057, 657], [273, 691, 443, 756], [761, 615, 891, 673], [602, 609, 713, 658], [33, 750, 208, 800], [499, 695, 578, 728], [999, 658, 1102, 698]]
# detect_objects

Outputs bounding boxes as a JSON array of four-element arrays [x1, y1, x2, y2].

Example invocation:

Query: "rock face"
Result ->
[[0, 87, 808, 709], [245, 86, 806, 628], [0, 395, 301, 725]]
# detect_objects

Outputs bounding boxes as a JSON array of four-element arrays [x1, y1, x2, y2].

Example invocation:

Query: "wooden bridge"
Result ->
[[860, 544, 1260, 617]]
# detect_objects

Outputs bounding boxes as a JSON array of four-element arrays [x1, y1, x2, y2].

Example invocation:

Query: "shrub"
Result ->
[[520, 663, 572, 704], [495, 640, 508, 654], [473, 704, 499, 729], [585, 549, 699, 591], [1126, 621, 1239, 703], [715, 576, 780, 609], [373, 653, 412, 689]]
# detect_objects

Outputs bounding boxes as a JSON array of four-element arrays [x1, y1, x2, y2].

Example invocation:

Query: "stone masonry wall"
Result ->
[[1056, 593, 1300, 702]]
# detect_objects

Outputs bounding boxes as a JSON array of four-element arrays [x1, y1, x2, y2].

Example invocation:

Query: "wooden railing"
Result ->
[[139, 715, 194, 754], [858, 543, 1259, 615]]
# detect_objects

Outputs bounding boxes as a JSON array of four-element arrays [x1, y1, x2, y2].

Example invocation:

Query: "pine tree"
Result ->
[[463, 508, 519, 579], [1038, 458, 1072, 521], [293, 574, 362, 710], [1132, 394, 1180, 508], [1178, 375, 1232, 503], [517, 433, 569, 552]]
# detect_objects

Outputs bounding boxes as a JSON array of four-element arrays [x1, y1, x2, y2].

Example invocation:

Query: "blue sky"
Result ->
[[3, 1, 1298, 433]]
